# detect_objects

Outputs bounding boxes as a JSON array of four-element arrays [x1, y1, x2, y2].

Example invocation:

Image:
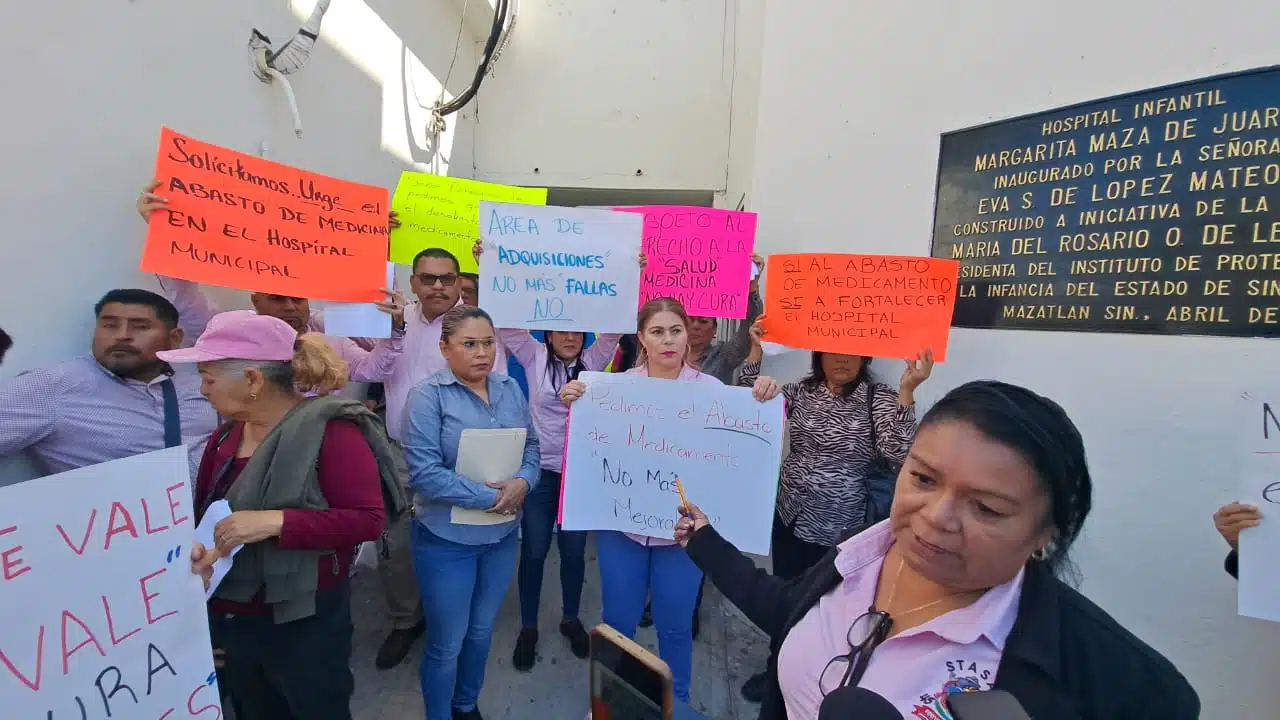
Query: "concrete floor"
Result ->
[[345, 535, 772, 720]]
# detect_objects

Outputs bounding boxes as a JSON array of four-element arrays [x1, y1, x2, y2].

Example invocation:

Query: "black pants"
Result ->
[[210, 582, 355, 720], [771, 513, 830, 580]]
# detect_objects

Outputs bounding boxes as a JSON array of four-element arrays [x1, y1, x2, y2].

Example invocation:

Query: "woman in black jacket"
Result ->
[[674, 380, 1199, 719]]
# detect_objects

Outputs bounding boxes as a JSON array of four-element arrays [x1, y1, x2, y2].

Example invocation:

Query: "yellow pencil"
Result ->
[[673, 474, 690, 510]]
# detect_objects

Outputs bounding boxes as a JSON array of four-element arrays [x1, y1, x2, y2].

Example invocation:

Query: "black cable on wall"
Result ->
[[438, 0, 510, 117]]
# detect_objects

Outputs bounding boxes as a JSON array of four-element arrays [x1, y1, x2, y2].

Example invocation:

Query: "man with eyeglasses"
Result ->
[[372, 246, 510, 670]]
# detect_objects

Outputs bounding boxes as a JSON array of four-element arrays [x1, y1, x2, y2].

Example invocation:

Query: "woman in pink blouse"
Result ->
[[673, 380, 1198, 719], [559, 298, 771, 704]]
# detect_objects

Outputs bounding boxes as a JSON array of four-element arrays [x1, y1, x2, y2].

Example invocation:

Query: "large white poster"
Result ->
[[479, 201, 642, 333], [561, 372, 785, 555], [0, 447, 222, 718], [1238, 390, 1280, 623]]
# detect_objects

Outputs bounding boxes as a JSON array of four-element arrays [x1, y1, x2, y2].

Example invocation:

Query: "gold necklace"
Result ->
[[877, 555, 981, 621]]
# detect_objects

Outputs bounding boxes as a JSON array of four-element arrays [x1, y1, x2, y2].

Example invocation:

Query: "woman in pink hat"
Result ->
[[178, 310, 406, 720]]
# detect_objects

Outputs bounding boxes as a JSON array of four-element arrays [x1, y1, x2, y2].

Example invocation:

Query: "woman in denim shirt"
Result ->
[[402, 306, 540, 720]]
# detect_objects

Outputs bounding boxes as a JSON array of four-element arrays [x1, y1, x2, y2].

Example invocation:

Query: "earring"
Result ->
[[1031, 546, 1050, 562]]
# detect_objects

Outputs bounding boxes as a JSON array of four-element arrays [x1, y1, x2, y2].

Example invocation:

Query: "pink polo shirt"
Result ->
[[777, 521, 1024, 720], [619, 364, 721, 547], [383, 300, 507, 441]]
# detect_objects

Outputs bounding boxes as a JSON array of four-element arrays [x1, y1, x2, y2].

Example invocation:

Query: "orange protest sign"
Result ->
[[140, 127, 389, 302], [762, 253, 960, 361]]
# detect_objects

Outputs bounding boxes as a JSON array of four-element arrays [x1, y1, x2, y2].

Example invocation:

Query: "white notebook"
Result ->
[[450, 427, 528, 525]]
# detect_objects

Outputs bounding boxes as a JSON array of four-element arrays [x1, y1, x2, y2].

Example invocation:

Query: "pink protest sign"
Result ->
[[614, 206, 757, 319]]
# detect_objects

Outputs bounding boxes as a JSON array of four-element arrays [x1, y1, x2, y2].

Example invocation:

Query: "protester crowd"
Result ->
[[0, 178, 1227, 719]]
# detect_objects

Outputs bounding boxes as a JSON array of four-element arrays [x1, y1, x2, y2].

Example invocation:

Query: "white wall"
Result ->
[[0, 0, 475, 481], [472, 0, 759, 199], [720, 0, 764, 210], [748, 0, 1280, 713]]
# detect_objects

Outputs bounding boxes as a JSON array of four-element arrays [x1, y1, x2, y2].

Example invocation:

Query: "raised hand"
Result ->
[[137, 179, 169, 221], [560, 379, 588, 406], [900, 349, 934, 394], [375, 289, 410, 331], [752, 375, 780, 402], [1214, 502, 1263, 550]]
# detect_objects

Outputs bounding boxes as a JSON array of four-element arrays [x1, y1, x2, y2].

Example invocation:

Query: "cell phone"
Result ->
[[589, 624, 674, 720], [946, 689, 1033, 720]]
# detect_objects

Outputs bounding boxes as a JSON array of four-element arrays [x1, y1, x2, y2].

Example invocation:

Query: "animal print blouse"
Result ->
[[739, 361, 918, 546]]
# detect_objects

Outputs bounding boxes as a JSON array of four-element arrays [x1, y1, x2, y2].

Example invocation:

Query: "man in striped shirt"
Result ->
[[0, 289, 219, 480]]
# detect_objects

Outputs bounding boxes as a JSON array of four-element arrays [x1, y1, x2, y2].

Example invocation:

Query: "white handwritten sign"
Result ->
[[0, 447, 221, 718], [1238, 390, 1280, 623], [479, 201, 642, 333], [561, 372, 784, 555]]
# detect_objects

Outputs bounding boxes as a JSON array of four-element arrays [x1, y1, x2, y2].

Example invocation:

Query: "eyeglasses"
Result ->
[[818, 609, 894, 696], [414, 272, 458, 287], [456, 338, 496, 351]]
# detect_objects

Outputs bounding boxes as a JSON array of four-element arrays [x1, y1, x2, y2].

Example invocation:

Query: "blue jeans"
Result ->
[[411, 522, 518, 720], [518, 469, 588, 628], [596, 530, 703, 703]]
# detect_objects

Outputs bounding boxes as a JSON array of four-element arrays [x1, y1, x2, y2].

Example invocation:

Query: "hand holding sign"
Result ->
[[190, 542, 217, 591], [900, 349, 935, 392], [375, 288, 410, 331], [751, 375, 781, 402], [137, 179, 168, 220], [750, 253, 764, 289], [1216, 502, 1263, 550], [560, 379, 588, 405]]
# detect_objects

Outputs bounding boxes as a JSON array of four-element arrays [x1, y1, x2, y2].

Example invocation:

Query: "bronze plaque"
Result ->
[[931, 67, 1280, 336]]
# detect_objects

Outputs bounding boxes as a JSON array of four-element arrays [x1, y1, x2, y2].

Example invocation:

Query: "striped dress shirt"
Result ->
[[0, 356, 218, 480]]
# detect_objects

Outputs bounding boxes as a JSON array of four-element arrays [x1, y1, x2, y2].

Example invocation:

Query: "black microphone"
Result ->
[[817, 686, 904, 719], [946, 690, 1033, 719]]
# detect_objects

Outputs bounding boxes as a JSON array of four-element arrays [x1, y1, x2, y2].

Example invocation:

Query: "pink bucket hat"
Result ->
[[157, 310, 298, 364]]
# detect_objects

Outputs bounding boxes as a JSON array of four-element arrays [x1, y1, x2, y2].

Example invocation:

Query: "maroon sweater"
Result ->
[[195, 419, 385, 616]]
